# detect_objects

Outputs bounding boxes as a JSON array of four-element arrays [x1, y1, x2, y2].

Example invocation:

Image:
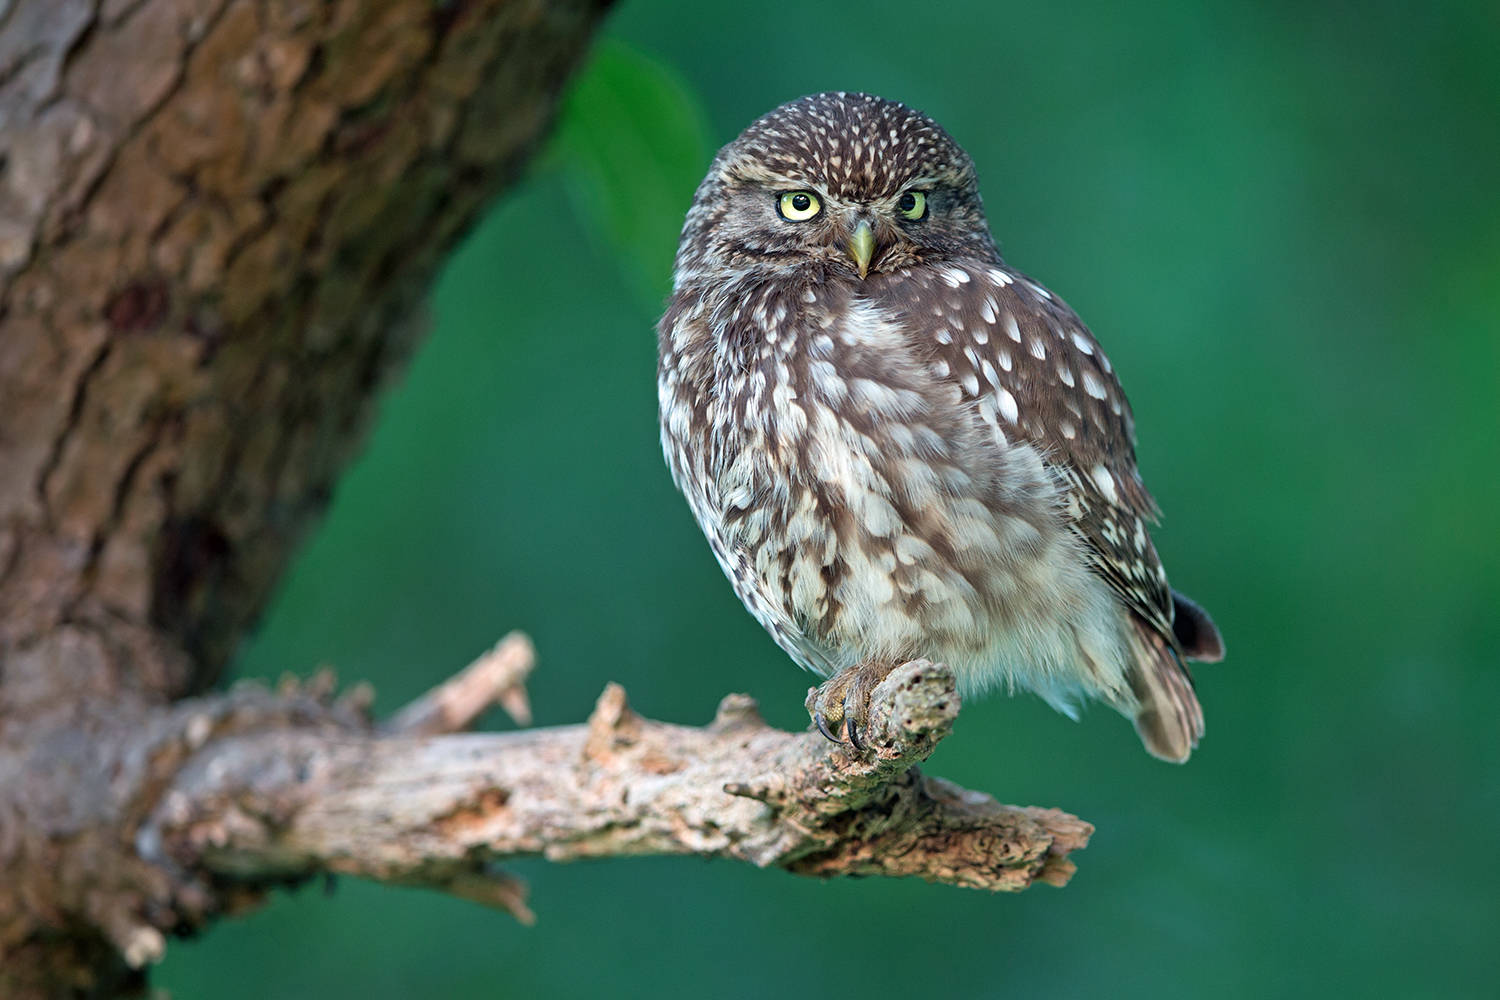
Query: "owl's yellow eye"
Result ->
[[778, 191, 822, 221], [898, 190, 927, 220]]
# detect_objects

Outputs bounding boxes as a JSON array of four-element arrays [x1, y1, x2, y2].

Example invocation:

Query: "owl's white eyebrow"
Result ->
[[762, 173, 823, 190], [728, 162, 820, 189]]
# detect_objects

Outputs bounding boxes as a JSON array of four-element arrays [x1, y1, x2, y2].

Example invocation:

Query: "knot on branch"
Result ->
[[583, 682, 645, 761], [869, 658, 959, 750], [709, 692, 765, 731]]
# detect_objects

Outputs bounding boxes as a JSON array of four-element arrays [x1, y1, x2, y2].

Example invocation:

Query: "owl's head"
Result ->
[[675, 92, 997, 286]]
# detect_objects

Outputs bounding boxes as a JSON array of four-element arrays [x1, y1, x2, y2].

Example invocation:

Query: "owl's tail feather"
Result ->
[[1170, 589, 1225, 662], [1127, 619, 1204, 763]]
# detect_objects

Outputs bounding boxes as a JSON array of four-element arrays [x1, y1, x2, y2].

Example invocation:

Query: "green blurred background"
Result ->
[[157, 0, 1500, 996]]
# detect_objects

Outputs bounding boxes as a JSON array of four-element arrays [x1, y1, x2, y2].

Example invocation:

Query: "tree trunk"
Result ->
[[0, 2, 1090, 996], [0, 1, 611, 993]]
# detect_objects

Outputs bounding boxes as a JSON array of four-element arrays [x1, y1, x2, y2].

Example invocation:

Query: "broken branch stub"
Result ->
[[382, 630, 536, 735]]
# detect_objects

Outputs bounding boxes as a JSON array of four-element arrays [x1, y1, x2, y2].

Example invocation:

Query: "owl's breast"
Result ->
[[677, 291, 1064, 671]]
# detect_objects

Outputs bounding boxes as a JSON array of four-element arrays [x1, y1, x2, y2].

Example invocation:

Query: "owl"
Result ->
[[658, 93, 1224, 762]]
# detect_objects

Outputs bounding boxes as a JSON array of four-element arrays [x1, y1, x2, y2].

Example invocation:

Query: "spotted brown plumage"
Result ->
[[659, 92, 1224, 762]]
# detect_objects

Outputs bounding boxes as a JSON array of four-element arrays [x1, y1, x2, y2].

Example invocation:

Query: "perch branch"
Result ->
[[143, 655, 1092, 926]]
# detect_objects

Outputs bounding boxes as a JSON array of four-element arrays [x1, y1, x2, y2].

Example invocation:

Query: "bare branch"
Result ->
[[143, 659, 1092, 924], [382, 631, 536, 735]]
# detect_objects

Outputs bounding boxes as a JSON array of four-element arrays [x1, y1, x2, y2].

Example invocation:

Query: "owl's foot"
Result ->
[[805, 661, 898, 752]]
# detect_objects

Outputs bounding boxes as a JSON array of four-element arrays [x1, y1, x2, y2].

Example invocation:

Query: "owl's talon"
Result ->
[[814, 710, 842, 744], [807, 661, 895, 754], [842, 687, 868, 752]]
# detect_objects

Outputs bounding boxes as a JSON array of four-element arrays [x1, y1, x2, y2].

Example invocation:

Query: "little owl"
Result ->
[[658, 93, 1224, 761]]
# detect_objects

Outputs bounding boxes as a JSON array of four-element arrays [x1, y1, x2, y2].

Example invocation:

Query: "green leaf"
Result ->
[[549, 37, 714, 312]]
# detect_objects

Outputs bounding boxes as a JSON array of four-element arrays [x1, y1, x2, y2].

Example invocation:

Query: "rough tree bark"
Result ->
[[0, 2, 1091, 996]]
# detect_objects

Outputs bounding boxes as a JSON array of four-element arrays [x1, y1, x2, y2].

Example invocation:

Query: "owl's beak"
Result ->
[[846, 220, 876, 278]]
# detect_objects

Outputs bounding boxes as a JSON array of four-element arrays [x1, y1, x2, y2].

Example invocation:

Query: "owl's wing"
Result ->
[[878, 260, 1224, 760], [877, 262, 1176, 642]]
